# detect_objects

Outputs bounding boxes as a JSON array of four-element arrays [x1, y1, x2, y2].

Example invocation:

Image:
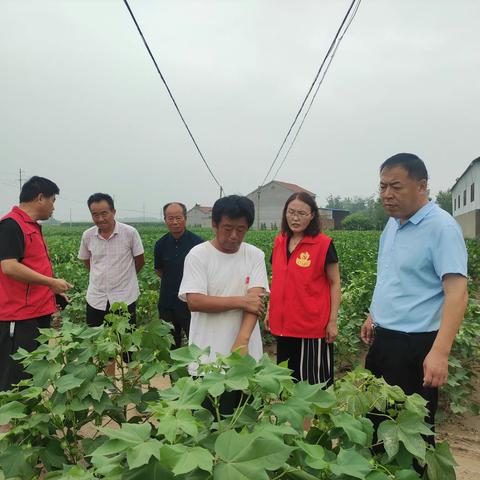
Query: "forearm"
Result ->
[[1, 260, 54, 287], [432, 281, 468, 355], [235, 312, 258, 344], [134, 255, 145, 273], [187, 293, 245, 313], [328, 281, 341, 323]]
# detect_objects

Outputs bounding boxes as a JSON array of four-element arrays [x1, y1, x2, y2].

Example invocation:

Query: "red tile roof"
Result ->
[[274, 181, 315, 197]]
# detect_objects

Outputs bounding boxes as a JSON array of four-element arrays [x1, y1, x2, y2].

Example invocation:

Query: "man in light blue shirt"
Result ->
[[361, 153, 468, 437]]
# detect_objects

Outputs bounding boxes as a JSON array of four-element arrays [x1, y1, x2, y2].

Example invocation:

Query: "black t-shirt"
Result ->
[[0, 218, 25, 261], [154, 230, 204, 310], [270, 241, 338, 268]]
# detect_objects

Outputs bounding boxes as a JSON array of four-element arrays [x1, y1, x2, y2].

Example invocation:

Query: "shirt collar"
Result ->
[[395, 201, 434, 227], [12, 206, 36, 224], [96, 221, 119, 238]]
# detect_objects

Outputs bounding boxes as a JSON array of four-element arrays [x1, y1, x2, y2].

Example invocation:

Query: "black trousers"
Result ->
[[158, 306, 191, 349], [0, 315, 51, 391], [86, 301, 137, 327], [276, 336, 334, 386], [365, 325, 438, 444]]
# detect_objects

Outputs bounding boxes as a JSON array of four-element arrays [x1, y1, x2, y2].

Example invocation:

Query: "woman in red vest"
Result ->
[[267, 192, 341, 386]]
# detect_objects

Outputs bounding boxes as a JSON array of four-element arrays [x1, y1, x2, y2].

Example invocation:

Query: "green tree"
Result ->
[[436, 189, 452, 214], [342, 212, 375, 230]]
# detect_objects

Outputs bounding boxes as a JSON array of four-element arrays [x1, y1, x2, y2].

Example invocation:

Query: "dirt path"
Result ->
[[437, 380, 480, 480]]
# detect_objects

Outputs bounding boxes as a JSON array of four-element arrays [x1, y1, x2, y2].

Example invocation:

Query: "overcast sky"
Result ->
[[1, 0, 479, 221]]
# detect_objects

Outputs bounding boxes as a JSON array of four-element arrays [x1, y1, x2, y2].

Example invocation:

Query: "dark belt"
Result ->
[[374, 324, 438, 337]]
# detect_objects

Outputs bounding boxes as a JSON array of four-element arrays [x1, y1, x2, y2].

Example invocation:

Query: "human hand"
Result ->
[[360, 316, 374, 345], [242, 291, 264, 316], [423, 348, 449, 388], [325, 321, 338, 343], [49, 278, 73, 294]]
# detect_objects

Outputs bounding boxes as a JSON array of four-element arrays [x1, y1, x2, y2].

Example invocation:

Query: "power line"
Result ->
[[272, 0, 362, 180], [122, 0, 225, 192], [259, 0, 361, 187]]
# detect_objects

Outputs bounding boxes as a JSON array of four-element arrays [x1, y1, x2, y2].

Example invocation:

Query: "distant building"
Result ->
[[187, 204, 212, 228], [247, 181, 315, 230], [452, 156, 480, 238], [318, 208, 350, 230]]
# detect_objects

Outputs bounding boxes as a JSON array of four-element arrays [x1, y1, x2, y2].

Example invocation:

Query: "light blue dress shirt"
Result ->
[[370, 201, 467, 332]]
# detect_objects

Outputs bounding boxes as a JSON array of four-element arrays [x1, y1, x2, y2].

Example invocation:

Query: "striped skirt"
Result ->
[[276, 336, 334, 386]]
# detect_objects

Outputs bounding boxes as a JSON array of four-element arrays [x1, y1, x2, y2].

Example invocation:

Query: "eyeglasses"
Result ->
[[166, 216, 184, 222], [286, 209, 312, 218]]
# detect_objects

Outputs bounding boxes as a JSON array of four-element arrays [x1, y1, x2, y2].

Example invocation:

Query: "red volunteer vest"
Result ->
[[269, 232, 331, 338], [0, 206, 56, 320]]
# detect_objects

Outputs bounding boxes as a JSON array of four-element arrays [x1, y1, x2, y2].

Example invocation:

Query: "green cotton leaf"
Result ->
[[0, 446, 34, 479], [397, 430, 426, 461], [25, 359, 62, 386], [293, 381, 336, 410], [202, 372, 226, 397], [169, 344, 209, 367], [176, 409, 199, 438], [44, 465, 95, 479], [123, 458, 174, 480], [55, 373, 85, 393], [270, 396, 312, 431], [156, 415, 179, 443], [404, 394, 428, 417], [126, 439, 162, 470], [396, 411, 433, 437], [425, 441, 457, 480], [282, 470, 322, 480], [158, 444, 213, 475], [214, 430, 293, 479], [91, 438, 131, 456], [0, 401, 26, 424], [330, 447, 373, 480], [165, 378, 208, 410], [296, 441, 327, 470], [252, 423, 298, 441], [331, 412, 369, 446], [377, 420, 400, 459], [172, 447, 213, 475], [394, 470, 421, 480], [366, 472, 390, 480], [88, 376, 113, 402], [98, 422, 151, 445], [90, 452, 124, 477], [252, 356, 293, 395]]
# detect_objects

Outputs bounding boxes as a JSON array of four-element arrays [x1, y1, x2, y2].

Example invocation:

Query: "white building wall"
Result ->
[[247, 183, 310, 229], [186, 208, 212, 228], [452, 162, 480, 217]]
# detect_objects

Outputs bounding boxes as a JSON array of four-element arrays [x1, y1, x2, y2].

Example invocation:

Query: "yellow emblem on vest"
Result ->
[[296, 252, 311, 268]]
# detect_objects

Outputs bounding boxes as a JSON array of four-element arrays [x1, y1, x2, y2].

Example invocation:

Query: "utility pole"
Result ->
[[219, 186, 223, 198], [257, 186, 261, 230], [18, 168, 23, 193]]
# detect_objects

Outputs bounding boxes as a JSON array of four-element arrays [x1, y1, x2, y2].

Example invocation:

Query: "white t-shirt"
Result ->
[[179, 241, 269, 374], [78, 222, 144, 310]]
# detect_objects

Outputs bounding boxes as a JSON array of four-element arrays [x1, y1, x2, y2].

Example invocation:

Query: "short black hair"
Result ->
[[19, 176, 60, 203], [212, 195, 255, 228], [281, 192, 321, 237], [87, 193, 115, 210], [163, 202, 187, 217], [380, 153, 428, 181]]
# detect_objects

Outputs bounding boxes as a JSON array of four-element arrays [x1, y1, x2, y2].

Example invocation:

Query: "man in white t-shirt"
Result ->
[[179, 195, 269, 379]]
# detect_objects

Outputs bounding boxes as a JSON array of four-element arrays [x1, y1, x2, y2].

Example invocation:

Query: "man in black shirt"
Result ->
[[154, 202, 203, 348]]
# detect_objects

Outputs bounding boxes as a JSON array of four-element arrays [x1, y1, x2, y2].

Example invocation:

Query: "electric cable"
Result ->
[[122, 0, 225, 192], [259, 0, 361, 187]]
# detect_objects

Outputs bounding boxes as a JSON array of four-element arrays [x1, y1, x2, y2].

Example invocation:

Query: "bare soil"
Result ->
[[437, 377, 480, 480]]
